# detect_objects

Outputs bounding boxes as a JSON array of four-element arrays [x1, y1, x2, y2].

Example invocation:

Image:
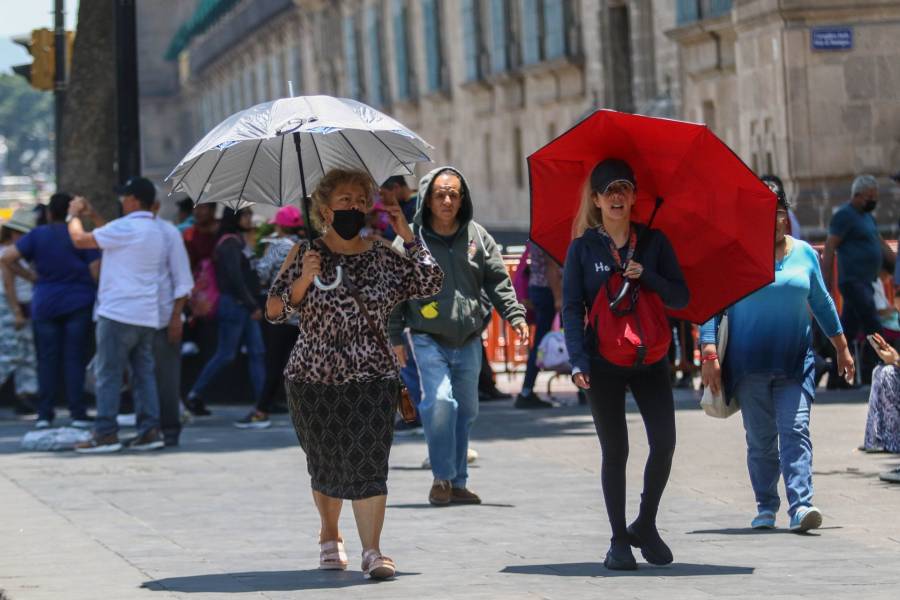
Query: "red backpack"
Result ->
[[587, 202, 671, 368], [589, 270, 671, 367], [188, 233, 239, 319]]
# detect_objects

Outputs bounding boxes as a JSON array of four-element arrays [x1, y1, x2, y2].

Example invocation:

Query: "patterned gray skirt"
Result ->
[[286, 378, 399, 500], [864, 365, 900, 453]]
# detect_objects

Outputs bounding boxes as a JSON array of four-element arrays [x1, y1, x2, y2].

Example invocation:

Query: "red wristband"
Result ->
[[701, 353, 719, 363]]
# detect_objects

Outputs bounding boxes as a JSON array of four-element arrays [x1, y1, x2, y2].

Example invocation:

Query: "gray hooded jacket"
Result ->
[[387, 166, 525, 348]]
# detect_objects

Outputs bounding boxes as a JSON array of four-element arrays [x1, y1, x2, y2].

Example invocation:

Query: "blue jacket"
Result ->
[[562, 225, 689, 374]]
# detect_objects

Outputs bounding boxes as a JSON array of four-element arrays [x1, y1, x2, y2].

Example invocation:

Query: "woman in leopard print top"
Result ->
[[265, 169, 442, 580]]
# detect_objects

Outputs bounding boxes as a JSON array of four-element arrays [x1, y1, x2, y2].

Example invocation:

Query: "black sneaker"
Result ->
[[234, 410, 271, 429], [483, 387, 512, 400], [514, 392, 554, 409], [604, 541, 637, 570], [185, 398, 212, 417], [126, 428, 165, 451], [627, 521, 673, 565]]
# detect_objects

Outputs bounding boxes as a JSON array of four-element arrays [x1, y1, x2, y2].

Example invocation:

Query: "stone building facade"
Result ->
[[140, 0, 899, 239], [668, 0, 900, 236], [150, 0, 680, 237]]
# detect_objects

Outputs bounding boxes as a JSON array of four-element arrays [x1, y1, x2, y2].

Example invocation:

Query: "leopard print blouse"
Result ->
[[268, 238, 443, 384]]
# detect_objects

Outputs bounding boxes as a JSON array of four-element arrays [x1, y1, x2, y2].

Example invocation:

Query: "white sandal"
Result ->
[[361, 549, 396, 580], [319, 539, 348, 570]]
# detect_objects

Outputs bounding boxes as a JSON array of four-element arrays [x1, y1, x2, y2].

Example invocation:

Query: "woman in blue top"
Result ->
[[700, 175, 854, 533], [1, 193, 100, 429]]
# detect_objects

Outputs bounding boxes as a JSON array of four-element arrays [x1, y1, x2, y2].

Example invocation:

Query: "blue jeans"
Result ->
[[736, 373, 813, 517], [190, 294, 265, 402], [94, 317, 159, 437], [523, 285, 556, 391], [412, 333, 482, 487], [33, 307, 93, 421]]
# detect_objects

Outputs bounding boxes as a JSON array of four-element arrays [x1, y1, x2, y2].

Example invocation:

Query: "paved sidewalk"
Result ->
[[1, 382, 898, 600]]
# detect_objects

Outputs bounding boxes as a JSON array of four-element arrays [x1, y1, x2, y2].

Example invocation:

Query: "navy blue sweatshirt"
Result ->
[[562, 225, 689, 374]]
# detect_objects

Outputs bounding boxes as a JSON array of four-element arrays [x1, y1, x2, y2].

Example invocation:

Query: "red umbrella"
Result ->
[[528, 109, 776, 324]]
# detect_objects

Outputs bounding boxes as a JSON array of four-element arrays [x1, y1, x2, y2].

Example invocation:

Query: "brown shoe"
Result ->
[[126, 428, 165, 451], [74, 433, 122, 454], [451, 487, 482, 504], [429, 479, 452, 505]]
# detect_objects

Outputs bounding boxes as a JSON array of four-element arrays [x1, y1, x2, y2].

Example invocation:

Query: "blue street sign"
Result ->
[[811, 27, 853, 51]]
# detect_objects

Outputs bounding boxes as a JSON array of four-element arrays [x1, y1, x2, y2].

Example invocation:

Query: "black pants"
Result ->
[[838, 279, 882, 342], [587, 357, 676, 544], [258, 321, 299, 412]]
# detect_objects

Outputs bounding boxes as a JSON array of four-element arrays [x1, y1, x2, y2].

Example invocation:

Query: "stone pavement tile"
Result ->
[[2, 392, 900, 599]]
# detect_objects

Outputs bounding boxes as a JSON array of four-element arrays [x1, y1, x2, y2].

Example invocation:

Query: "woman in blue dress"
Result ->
[[700, 176, 855, 532]]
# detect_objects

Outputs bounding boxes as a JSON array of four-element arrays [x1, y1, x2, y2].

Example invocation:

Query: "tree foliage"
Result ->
[[0, 74, 53, 176]]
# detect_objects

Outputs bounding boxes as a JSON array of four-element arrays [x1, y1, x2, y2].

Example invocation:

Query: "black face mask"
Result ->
[[330, 209, 366, 240], [863, 200, 877, 212]]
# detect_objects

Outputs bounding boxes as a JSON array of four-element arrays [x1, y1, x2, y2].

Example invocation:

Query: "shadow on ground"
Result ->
[[142, 569, 419, 593], [501, 562, 754, 577]]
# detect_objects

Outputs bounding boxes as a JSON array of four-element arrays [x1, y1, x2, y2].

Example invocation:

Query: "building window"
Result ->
[[270, 51, 283, 98], [255, 56, 266, 102], [289, 40, 303, 95], [489, 0, 509, 73], [542, 0, 566, 59], [520, 0, 574, 65], [422, 0, 445, 92], [392, 0, 413, 100], [343, 14, 364, 99], [676, 0, 732, 26], [462, 0, 483, 81], [366, 6, 386, 107], [520, 0, 540, 66], [702, 100, 716, 132]]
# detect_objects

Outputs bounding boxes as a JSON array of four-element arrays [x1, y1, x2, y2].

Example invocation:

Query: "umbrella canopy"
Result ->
[[528, 109, 776, 324], [166, 95, 433, 210]]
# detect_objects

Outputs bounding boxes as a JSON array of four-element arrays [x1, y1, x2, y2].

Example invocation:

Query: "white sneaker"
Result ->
[[34, 419, 51, 429], [70, 419, 93, 429]]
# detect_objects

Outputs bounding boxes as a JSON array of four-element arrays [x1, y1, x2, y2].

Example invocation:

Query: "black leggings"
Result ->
[[587, 358, 676, 543]]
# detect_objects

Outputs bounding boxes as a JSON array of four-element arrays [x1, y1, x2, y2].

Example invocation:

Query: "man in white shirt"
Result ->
[[151, 200, 194, 447], [67, 177, 169, 453]]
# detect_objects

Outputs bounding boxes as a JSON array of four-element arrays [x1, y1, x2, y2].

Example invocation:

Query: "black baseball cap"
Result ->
[[115, 176, 156, 204], [590, 159, 636, 194]]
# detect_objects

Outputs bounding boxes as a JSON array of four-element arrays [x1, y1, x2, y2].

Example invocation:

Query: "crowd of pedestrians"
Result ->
[[1, 163, 898, 577]]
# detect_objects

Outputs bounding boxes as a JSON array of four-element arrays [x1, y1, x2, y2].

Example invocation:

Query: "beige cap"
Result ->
[[3, 208, 37, 234]]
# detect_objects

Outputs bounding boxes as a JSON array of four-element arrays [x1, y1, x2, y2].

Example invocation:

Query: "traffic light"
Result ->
[[11, 28, 75, 91]]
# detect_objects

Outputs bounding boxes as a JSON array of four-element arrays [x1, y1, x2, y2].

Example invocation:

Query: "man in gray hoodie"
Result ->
[[389, 166, 528, 505]]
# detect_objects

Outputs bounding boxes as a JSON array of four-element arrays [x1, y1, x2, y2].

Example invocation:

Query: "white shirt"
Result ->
[[93, 211, 168, 329], [155, 217, 194, 330]]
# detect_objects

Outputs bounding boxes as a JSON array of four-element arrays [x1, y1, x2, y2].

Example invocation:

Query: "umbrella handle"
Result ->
[[314, 266, 343, 291]]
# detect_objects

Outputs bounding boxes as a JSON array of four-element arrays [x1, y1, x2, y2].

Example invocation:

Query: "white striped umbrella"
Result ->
[[166, 95, 433, 218]]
